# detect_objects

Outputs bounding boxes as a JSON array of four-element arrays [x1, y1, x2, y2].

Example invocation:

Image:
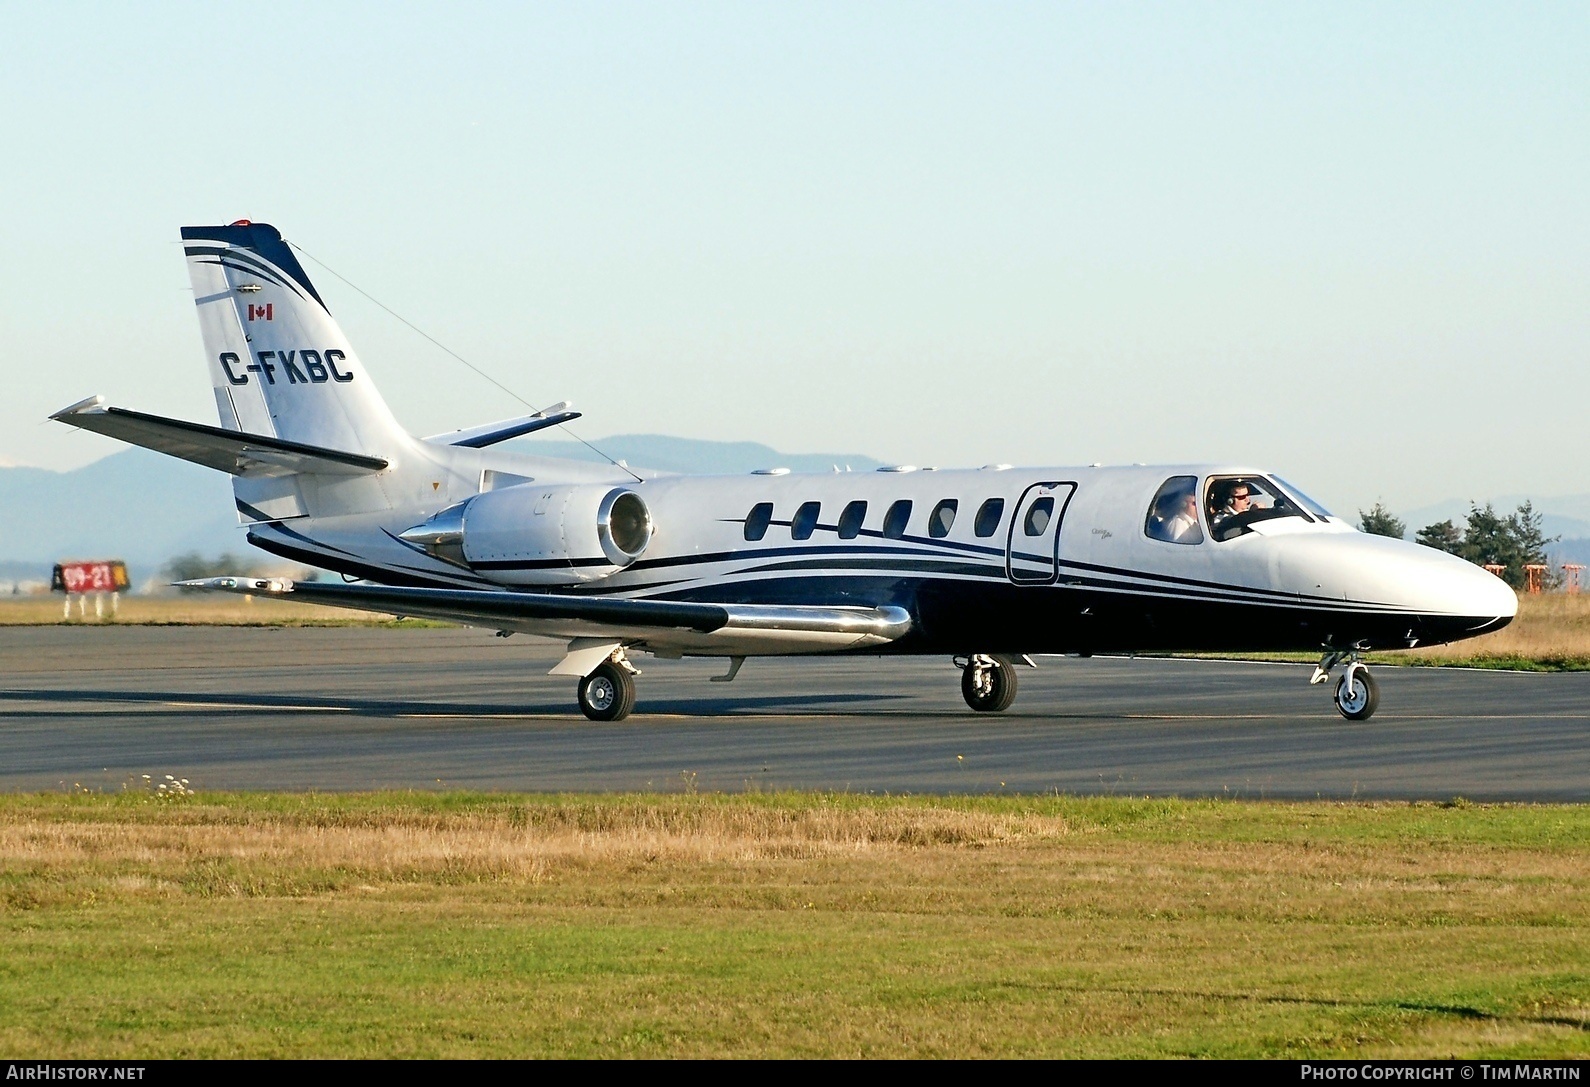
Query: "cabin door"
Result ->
[[1006, 482, 1076, 584]]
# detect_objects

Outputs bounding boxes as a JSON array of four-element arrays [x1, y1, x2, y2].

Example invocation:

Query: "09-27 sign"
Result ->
[[51, 561, 131, 594]]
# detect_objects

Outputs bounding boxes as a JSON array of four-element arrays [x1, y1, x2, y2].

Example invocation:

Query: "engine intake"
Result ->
[[597, 489, 653, 566], [400, 484, 654, 585]]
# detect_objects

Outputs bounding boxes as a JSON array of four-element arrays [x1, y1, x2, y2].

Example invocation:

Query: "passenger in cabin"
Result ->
[[1147, 492, 1178, 542], [1166, 492, 1202, 543], [1145, 476, 1203, 544]]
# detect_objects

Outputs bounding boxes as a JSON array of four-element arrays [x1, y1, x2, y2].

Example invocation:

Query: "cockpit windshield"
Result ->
[[1205, 475, 1313, 541], [1272, 477, 1334, 521]]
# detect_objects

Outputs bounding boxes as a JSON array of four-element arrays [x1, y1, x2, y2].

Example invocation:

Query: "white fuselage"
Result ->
[[244, 453, 1518, 658]]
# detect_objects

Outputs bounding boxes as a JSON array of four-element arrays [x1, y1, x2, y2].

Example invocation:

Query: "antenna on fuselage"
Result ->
[[286, 240, 643, 483]]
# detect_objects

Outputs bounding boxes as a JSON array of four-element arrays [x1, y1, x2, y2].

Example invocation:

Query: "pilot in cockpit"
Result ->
[[1209, 479, 1254, 534]]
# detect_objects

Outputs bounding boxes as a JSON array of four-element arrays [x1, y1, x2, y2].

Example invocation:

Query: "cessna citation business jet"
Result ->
[[53, 222, 1516, 722]]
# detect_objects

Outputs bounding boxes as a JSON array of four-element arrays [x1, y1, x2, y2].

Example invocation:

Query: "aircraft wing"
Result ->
[[181, 577, 913, 670], [51, 397, 387, 477]]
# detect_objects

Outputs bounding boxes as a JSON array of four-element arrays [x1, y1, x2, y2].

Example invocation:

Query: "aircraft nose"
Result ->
[[1400, 540, 1517, 643], [1297, 533, 1518, 645], [1458, 559, 1519, 621]]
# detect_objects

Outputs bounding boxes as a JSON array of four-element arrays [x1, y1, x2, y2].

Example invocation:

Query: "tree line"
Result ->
[[1357, 501, 1556, 589]]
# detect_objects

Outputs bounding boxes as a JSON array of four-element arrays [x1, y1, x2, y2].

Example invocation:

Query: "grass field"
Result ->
[[1382, 593, 1590, 670], [0, 594, 416, 626], [1180, 595, 1590, 671], [2, 792, 1587, 1058]]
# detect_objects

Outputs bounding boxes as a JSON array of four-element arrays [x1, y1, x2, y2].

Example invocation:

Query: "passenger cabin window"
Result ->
[[1144, 476, 1203, 545], [744, 502, 773, 542], [837, 500, 867, 540], [1205, 476, 1312, 542], [882, 500, 912, 539], [974, 498, 1004, 538], [1023, 497, 1055, 536], [791, 500, 821, 541], [928, 499, 958, 538]]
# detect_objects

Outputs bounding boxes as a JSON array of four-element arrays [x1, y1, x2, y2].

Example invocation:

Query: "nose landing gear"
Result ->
[[1311, 650, 1379, 721], [957, 654, 1019, 712]]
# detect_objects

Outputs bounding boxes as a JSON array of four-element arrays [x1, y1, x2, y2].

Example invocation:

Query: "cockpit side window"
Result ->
[[1205, 475, 1311, 541], [1144, 476, 1203, 545]]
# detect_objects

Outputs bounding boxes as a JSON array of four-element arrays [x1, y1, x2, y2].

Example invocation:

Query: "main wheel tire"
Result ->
[[578, 662, 636, 722], [1334, 669, 1378, 721], [962, 655, 1019, 713]]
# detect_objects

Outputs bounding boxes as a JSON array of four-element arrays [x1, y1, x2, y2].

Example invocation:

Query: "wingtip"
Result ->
[[176, 576, 295, 594], [50, 395, 106, 421]]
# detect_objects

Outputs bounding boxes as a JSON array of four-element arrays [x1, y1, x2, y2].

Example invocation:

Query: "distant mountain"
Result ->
[[506, 434, 886, 476], [0, 449, 240, 587], [0, 437, 889, 586], [1361, 495, 1590, 570], [1399, 495, 1590, 542], [7, 444, 1586, 587]]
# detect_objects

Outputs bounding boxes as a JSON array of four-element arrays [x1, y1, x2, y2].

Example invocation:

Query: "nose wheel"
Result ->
[[1333, 667, 1378, 721], [1312, 651, 1378, 721], [959, 654, 1019, 712]]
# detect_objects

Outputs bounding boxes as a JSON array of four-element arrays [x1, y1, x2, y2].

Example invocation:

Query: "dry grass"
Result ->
[[1, 793, 1588, 1057], [0, 594, 419, 626], [0, 797, 1062, 884], [1387, 592, 1590, 668]]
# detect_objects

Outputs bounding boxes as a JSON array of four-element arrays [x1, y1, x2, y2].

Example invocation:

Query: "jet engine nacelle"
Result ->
[[401, 484, 654, 586]]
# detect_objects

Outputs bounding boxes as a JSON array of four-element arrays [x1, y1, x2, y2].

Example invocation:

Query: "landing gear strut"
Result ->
[[577, 653, 638, 721], [959, 654, 1019, 712], [1311, 650, 1379, 721]]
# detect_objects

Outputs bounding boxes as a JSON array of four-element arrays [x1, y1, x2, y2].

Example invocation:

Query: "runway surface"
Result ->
[[1, 626, 1586, 799]]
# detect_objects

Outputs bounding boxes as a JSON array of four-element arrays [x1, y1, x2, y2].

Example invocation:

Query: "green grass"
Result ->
[[1385, 653, 1590, 672], [2, 792, 1588, 1057]]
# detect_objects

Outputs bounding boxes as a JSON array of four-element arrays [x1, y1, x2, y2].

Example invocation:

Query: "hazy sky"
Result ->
[[2, 2, 1585, 514]]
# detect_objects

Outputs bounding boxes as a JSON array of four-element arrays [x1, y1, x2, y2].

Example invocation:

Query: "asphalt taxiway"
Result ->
[[1, 626, 1585, 799]]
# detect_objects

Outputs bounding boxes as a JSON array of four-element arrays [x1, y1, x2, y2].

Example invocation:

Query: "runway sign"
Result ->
[[50, 561, 131, 594]]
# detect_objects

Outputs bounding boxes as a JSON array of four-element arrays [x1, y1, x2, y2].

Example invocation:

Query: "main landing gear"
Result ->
[[958, 654, 1019, 712], [1312, 650, 1379, 721], [577, 654, 639, 722]]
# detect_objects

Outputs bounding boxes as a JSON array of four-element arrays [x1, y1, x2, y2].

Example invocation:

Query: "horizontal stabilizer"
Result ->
[[181, 577, 912, 656], [51, 397, 388, 478], [425, 404, 581, 449]]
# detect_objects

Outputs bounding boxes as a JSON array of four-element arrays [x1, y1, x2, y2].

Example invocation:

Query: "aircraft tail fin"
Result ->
[[181, 222, 409, 455], [179, 221, 435, 521]]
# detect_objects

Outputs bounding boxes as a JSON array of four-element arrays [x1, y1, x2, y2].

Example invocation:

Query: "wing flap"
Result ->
[[51, 398, 388, 477], [181, 577, 912, 654]]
